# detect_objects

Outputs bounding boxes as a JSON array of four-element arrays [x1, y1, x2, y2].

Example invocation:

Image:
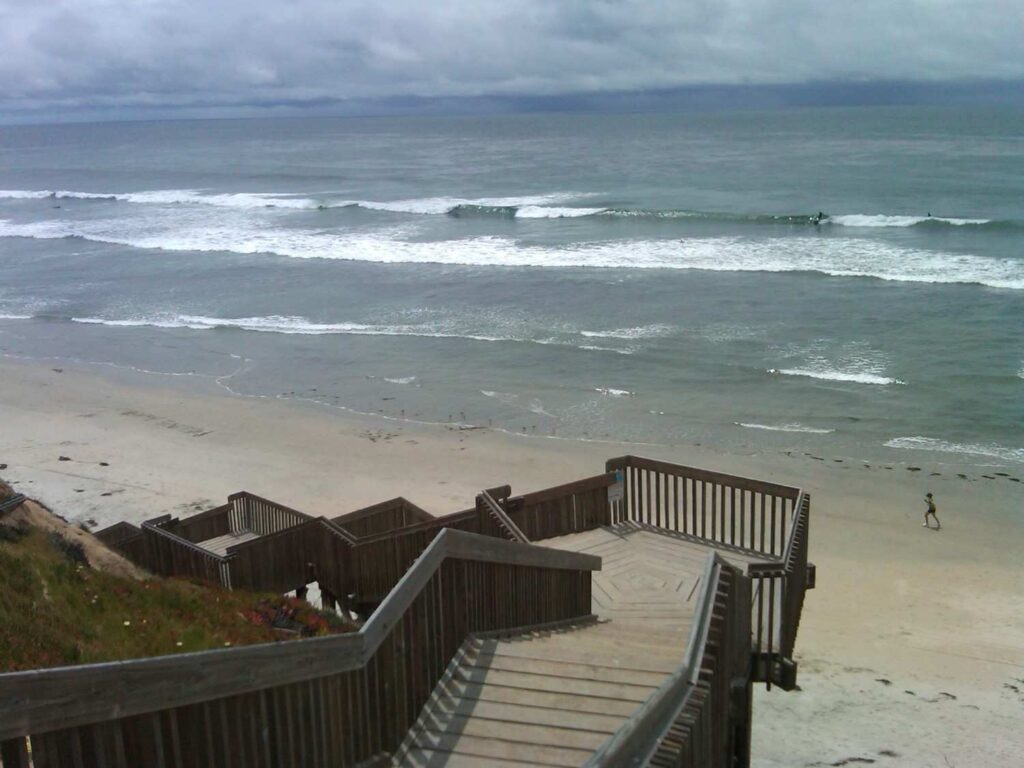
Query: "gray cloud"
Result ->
[[1, 1, 1022, 114]]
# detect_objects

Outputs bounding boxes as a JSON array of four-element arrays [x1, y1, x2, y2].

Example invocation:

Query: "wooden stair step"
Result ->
[[479, 640, 679, 674], [454, 667, 657, 702], [464, 651, 670, 687], [411, 730, 594, 767], [437, 679, 644, 717], [418, 715, 610, 751], [422, 695, 627, 733], [399, 748, 540, 767]]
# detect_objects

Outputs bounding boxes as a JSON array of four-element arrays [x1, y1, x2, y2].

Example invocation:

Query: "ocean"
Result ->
[[1, 107, 1022, 470]]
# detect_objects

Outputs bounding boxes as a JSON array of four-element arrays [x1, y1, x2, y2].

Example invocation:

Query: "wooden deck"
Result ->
[[545, 522, 774, 627], [394, 523, 777, 766], [197, 529, 260, 555]]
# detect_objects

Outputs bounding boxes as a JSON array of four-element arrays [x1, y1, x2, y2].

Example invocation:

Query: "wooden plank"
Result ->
[[400, 748, 540, 767], [419, 715, 609, 751], [454, 667, 655, 702], [464, 653, 669, 688], [411, 730, 593, 767], [424, 697, 626, 734]]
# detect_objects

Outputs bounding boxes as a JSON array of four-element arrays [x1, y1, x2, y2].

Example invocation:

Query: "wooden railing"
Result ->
[[478, 490, 530, 543], [606, 456, 812, 688], [224, 516, 356, 595], [332, 497, 433, 538], [0, 528, 600, 768], [93, 521, 145, 563], [171, 503, 232, 543], [606, 455, 800, 557], [139, 521, 233, 588], [585, 552, 752, 767], [228, 491, 312, 536], [504, 472, 616, 541], [748, 491, 811, 687]]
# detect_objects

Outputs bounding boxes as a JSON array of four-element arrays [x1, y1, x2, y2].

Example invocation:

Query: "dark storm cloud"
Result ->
[[1, 1, 1022, 114]]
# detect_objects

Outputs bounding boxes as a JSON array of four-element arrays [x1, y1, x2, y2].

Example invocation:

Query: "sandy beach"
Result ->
[[1, 356, 1022, 766]]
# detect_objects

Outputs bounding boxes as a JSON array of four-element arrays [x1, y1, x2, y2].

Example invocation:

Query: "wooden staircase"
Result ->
[[393, 620, 687, 767]]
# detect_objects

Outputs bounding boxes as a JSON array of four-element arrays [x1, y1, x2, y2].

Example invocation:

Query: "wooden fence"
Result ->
[[331, 497, 433, 538], [748, 491, 811, 687], [503, 472, 616, 540], [606, 455, 800, 557], [606, 455, 812, 689], [139, 521, 232, 588], [585, 552, 752, 767], [227, 492, 312, 537], [0, 529, 599, 768]]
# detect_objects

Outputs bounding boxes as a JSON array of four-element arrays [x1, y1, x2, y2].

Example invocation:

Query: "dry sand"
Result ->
[[1, 357, 1021, 766]]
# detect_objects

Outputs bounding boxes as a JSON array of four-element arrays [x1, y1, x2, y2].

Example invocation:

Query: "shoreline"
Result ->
[[1, 356, 1022, 765]]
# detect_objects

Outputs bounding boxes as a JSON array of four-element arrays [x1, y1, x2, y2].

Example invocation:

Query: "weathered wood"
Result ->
[[0, 527, 599, 766], [332, 497, 433, 538]]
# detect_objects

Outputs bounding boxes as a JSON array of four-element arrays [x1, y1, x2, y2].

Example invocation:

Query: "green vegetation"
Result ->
[[0, 526, 355, 672]]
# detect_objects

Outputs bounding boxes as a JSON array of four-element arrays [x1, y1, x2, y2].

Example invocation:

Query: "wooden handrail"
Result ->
[[516, 472, 617, 506], [479, 490, 530, 543], [0, 528, 600, 741], [583, 554, 724, 767], [608, 455, 801, 499], [140, 520, 230, 562]]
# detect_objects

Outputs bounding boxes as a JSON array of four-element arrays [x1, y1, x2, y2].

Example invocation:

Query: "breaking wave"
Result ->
[[768, 367, 905, 386], [580, 325, 673, 340], [3, 189, 1015, 229], [3, 218, 1022, 290], [67, 314, 634, 356], [885, 436, 1024, 464], [829, 213, 990, 228], [736, 422, 835, 434]]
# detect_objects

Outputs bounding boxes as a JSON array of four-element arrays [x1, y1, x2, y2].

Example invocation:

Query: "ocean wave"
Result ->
[[3, 190, 1014, 230], [0, 188, 325, 209], [594, 387, 634, 397], [0, 313, 33, 320], [4, 218, 1023, 290], [67, 313, 633, 356], [829, 213, 990, 228], [598, 208, 1009, 229], [769, 367, 904, 386], [580, 325, 672, 340], [885, 436, 1024, 463], [383, 376, 417, 385], [736, 422, 835, 434]]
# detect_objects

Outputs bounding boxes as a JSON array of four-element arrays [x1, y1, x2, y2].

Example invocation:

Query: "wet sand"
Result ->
[[1, 357, 1021, 766]]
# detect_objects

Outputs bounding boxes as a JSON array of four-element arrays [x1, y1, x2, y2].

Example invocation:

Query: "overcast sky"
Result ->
[[1, 1, 1022, 117]]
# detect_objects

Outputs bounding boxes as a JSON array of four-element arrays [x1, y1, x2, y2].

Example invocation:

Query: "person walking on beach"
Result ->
[[923, 492, 940, 529]]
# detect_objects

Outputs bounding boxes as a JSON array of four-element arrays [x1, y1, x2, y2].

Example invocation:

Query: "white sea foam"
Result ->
[[383, 376, 417, 385], [831, 213, 990, 228], [515, 206, 606, 218], [769, 367, 904, 386], [885, 436, 1024, 463], [595, 387, 634, 397], [4, 218, 1023, 290], [0, 188, 606, 217], [68, 313, 629, 357], [580, 325, 672, 340], [579, 345, 634, 355], [0, 188, 324, 209], [72, 314, 507, 339], [0, 313, 32, 320], [736, 422, 835, 434]]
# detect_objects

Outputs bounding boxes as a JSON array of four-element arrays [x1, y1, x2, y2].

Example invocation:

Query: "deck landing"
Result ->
[[394, 523, 777, 766]]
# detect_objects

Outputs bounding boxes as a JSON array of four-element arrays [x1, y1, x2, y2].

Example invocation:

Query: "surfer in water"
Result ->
[[813, 211, 826, 226]]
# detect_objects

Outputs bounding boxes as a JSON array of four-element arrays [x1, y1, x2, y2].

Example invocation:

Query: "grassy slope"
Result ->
[[0, 527, 355, 672]]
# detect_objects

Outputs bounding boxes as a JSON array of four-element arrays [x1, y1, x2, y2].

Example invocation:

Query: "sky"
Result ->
[[1, 1, 1022, 121]]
